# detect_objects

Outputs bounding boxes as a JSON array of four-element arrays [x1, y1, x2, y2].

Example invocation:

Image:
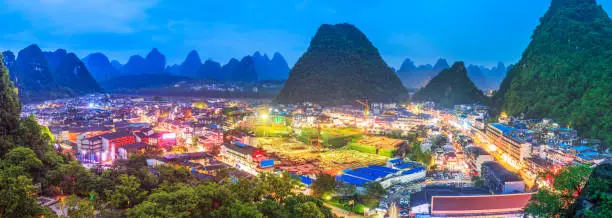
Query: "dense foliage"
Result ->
[[525, 164, 593, 217], [572, 162, 612, 217], [493, 0, 612, 146], [276, 23, 409, 105], [412, 62, 488, 107], [0, 54, 20, 137]]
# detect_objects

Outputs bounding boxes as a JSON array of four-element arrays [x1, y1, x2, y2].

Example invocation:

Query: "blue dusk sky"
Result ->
[[1, 0, 611, 68]]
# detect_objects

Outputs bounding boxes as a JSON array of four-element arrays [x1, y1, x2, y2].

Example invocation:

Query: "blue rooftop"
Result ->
[[354, 168, 391, 179], [337, 174, 371, 186], [368, 165, 399, 174], [233, 141, 249, 147], [389, 158, 402, 164], [345, 170, 379, 181], [572, 146, 592, 152], [490, 123, 514, 134], [259, 159, 274, 168], [298, 175, 313, 186]]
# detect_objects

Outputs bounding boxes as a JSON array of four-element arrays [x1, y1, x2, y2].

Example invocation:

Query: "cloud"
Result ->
[[5, 0, 158, 34]]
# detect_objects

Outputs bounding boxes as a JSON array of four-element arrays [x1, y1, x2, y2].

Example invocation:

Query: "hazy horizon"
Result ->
[[2, 0, 612, 68]]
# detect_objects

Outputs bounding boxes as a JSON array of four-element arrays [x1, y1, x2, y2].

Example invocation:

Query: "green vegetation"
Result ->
[[493, 0, 612, 147], [347, 143, 395, 157], [297, 127, 363, 148], [407, 142, 433, 167], [276, 23, 409, 105], [572, 162, 611, 217], [311, 174, 337, 197], [412, 62, 488, 107], [254, 125, 292, 137], [525, 164, 593, 217]]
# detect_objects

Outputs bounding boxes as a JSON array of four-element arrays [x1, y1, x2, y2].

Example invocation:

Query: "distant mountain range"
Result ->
[[396, 58, 509, 91], [412, 61, 488, 107], [277, 23, 408, 105], [1, 45, 101, 102], [79, 49, 291, 83], [396, 58, 450, 90], [1, 45, 293, 102]]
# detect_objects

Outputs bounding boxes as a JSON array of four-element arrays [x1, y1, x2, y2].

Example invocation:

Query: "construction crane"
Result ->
[[356, 99, 370, 136], [356, 99, 370, 117]]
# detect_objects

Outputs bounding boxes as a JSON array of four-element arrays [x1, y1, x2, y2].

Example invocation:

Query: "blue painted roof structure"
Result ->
[[368, 165, 399, 174], [337, 174, 371, 186], [345, 170, 379, 181], [354, 168, 390, 179], [490, 123, 514, 134], [298, 175, 313, 186], [259, 159, 274, 168], [389, 158, 402, 164], [572, 145, 591, 152], [233, 141, 249, 147]]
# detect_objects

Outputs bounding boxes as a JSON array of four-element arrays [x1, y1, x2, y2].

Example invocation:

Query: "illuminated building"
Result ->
[[464, 146, 494, 175], [99, 131, 137, 161], [219, 141, 274, 175], [117, 142, 148, 160], [430, 193, 532, 217], [485, 123, 532, 165], [337, 164, 426, 189], [481, 161, 525, 194]]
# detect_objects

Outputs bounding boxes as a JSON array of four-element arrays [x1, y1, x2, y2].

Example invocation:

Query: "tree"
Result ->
[[257, 199, 290, 218], [3, 147, 42, 174], [0, 53, 21, 142], [105, 174, 147, 209], [293, 202, 325, 218], [12, 116, 54, 158], [156, 164, 195, 185], [284, 194, 333, 218], [364, 182, 386, 199], [257, 172, 302, 201], [311, 174, 336, 197], [338, 183, 357, 198], [65, 195, 94, 218], [50, 161, 95, 196], [525, 189, 564, 217], [213, 201, 263, 218], [0, 165, 44, 217], [526, 164, 593, 217], [127, 184, 200, 218]]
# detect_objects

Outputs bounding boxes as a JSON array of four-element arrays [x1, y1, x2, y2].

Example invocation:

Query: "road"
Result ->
[[453, 123, 536, 188]]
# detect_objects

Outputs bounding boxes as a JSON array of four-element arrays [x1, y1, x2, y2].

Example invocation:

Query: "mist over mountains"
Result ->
[[396, 58, 509, 91]]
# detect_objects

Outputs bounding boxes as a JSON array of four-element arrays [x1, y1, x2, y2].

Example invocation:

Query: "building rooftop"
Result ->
[[482, 161, 522, 182], [225, 141, 257, 156], [121, 142, 148, 150], [337, 174, 371, 186], [98, 131, 134, 140], [490, 123, 513, 134], [431, 193, 532, 216], [367, 165, 399, 174]]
